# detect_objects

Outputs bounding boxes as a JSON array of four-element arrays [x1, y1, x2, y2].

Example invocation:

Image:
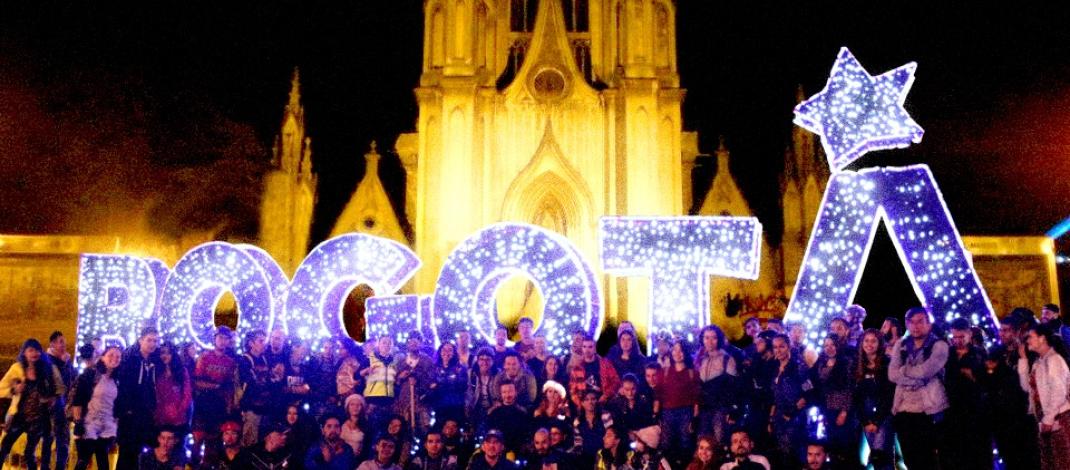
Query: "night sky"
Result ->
[[2, 1, 1070, 314]]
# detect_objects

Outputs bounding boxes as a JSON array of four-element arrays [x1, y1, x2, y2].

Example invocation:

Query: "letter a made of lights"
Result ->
[[785, 47, 997, 349]]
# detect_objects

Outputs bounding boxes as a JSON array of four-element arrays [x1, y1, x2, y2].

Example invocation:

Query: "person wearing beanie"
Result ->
[[629, 425, 671, 470], [533, 380, 571, 431], [198, 420, 242, 469]]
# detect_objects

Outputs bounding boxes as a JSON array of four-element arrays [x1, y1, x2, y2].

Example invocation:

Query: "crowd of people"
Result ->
[[0, 304, 1068, 470]]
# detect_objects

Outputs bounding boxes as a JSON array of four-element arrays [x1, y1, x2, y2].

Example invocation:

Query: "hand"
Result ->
[[836, 411, 847, 427], [767, 423, 773, 434], [13, 382, 24, 395], [1018, 343, 1027, 358], [796, 398, 806, 410], [322, 444, 333, 462]]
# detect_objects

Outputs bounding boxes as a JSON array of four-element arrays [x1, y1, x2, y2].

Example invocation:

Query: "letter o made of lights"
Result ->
[[432, 223, 602, 355], [239, 244, 291, 335], [158, 242, 275, 349]]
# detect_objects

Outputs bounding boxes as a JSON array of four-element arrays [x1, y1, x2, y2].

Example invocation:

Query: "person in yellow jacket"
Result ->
[[0, 338, 66, 469], [361, 335, 402, 422]]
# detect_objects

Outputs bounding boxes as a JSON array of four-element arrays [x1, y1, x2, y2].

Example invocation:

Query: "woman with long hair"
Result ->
[[384, 413, 414, 467], [807, 334, 855, 466], [854, 328, 894, 470], [340, 393, 369, 460], [465, 346, 497, 434], [694, 324, 738, 445], [282, 403, 318, 469], [533, 379, 571, 430], [68, 345, 122, 470], [594, 425, 632, 470], [428, 341, 467, 425], [154, 341, 192, 449], [0, 338, 63, 470], [684, 434, 719, 470], [1019, 323, 1070, 470], [657, 340, 701, 468], [769, 333, 807, 469], [538, 355, 567, 393]]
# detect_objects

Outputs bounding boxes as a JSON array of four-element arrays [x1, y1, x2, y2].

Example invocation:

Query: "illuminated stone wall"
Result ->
[[962, 236, 1059, 317]]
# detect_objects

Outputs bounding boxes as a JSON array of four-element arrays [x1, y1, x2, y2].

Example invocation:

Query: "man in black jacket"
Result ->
[[117, 326, 160, 469]]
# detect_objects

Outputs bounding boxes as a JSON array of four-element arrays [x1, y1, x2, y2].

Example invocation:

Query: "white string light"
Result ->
[[794, 47, 924, 171], [77, 254, 158, 350], [431, 223, 602, 356], [787, 48, 997, 349], [600, 216, 762, 351], [157, 242, 275, 349], [284, 233, 421, 348]]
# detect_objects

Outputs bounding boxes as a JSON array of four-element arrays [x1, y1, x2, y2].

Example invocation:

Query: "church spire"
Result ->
[[278, 67, 307, 175], [287, 67, 303, 116]]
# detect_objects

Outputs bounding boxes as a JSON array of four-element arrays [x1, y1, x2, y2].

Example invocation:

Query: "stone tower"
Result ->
[[396, 0, 698, 339], [780, 86, 828, 295], [259, 68, 317, 275]]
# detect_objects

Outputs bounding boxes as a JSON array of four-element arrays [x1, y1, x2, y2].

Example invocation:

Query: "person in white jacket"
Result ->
[[888, 307, 949, 470], [1019, 323, 1070, 470]]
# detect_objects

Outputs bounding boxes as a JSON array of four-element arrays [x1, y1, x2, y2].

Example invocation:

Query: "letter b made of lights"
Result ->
[[785, 47, 997, 349]]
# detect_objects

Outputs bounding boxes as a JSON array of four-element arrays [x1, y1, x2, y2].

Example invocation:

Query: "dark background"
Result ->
[[2, 1, 1069, 325]]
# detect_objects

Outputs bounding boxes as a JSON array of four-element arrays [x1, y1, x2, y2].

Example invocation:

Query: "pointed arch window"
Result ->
[[510, 0, 539, 32], [562, 0, 589, 32]]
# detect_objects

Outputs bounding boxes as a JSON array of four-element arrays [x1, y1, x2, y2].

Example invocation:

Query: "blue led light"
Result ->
[[77, 254, 159, 350], [600, 216, 763, 351], [157, 242, 275, 349], [432, 223, 602, 355], [794, 47, 924, 171], [784, 166, 997, 349], [285, 233, 421, 347]]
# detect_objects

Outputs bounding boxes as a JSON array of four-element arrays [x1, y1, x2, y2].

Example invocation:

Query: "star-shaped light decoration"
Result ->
[[794, 47, 925, 171]]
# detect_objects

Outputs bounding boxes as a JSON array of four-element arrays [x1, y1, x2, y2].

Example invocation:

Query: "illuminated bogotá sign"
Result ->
[[76, 47, 997, 354], [77, 218, 762, 354]]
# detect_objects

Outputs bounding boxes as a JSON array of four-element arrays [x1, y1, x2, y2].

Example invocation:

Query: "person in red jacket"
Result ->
[[578, 336, 620, 403]]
